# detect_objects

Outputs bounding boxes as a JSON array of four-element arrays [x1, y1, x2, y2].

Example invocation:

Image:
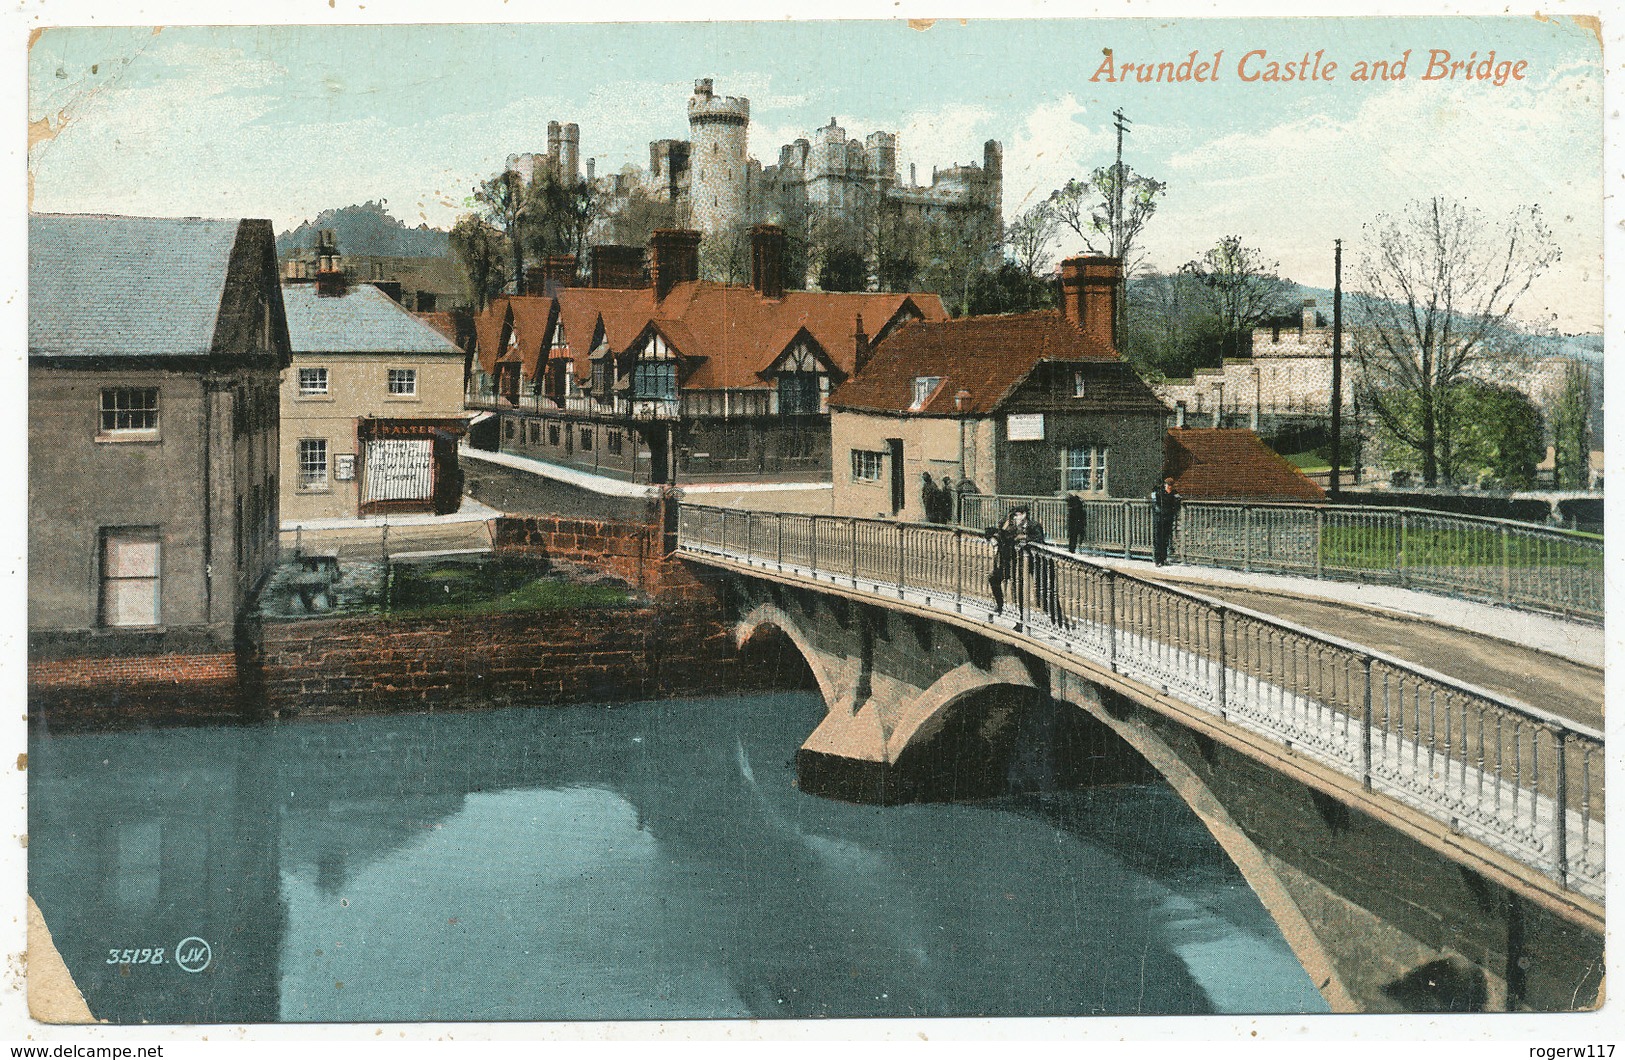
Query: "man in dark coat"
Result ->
[[984, 508, 1022, 614], [920, 472, 942, 524], [1065, 493, 1086, 553], [1150, 476, 1182, 566]]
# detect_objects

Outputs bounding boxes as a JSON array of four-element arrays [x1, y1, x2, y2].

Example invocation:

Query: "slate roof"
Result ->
[[830, 310, 1145, 416], [282, 283, 464, 356], [29, 213, 244, 358], [472, 282, 948, 389], [1164, 429, 1327, 502]]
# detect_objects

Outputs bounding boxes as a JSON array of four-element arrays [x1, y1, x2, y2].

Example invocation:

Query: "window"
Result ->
[[778, 374, 819, 416], [505, 419, 517, 440], [387, 368, 417, 396], [548, 423, 561, 446], [591, 361, 611, 396], [633, 361, 677, 401], [580, 427, 594, 452], [101, 529, 160, 627], [1063, 446, 1109, 493], [911, 376, 942, 411], [298, 368, 329, 396], [851, 449, 884, 482], [1072, 371, 1087, 398], [99, 388, 159, 434], [608, 430, 623, 456], [298, 438, 329, 490]]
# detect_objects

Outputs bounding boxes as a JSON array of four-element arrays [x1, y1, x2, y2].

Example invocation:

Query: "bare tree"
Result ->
[[1004, 201, 1060, 279], [1182, 236, 1297, 360], [1046, 164, 1165, 272], [1354, 197, 1559, 486], [524, 170, 600, 266]]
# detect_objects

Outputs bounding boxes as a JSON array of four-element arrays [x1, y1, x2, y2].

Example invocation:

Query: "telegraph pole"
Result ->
[[1112, 108, 1131, 345], [1330, 239, 1344, 499]]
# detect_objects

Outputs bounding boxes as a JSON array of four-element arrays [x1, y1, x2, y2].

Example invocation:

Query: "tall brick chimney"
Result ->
[[1060, 255, 1120, 352], [749, 224, 787, 299], [590, 244, 647, 289], [650, 229, 701, 302], [853, 313, 870, 374]]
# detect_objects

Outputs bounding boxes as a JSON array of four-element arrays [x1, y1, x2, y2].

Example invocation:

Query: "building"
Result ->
[[1163, 429, 1327, 502], [1157, 300, 1356, 432], [531, 79, 1002, 283], [827, 256, 1168, 520], [28, 213, 289, 669], [281, 266, 470, 522], [468, 226, 948, 484]]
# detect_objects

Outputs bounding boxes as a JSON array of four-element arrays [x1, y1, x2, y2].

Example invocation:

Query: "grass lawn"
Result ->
[[383, 556, 635, 618], [1280, 450, 1331, 472], [1320, 523, 1603, 571]]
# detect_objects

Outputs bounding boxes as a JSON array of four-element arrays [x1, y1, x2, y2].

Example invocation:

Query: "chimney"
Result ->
[[749, 224, 786, 299], [1301, 298, 1317, 333], [650, 229, 701, 301], [1060, 255, 1121, 352], [853, 313, 870, 374], [590, 244, 648, 289], [528, 254, 577, 296], [586, 157, 596, 182], [955, 389, 971, 413], [909, 162, 917, 186], [315, 229, 345, 297]]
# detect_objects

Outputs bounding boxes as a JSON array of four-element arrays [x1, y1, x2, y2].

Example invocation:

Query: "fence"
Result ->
[[677, 504, 1604, 905], [957, 494, 1603, 623]]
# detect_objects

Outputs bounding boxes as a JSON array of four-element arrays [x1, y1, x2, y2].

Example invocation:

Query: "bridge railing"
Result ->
[[677, 504, 1604, 904], [956, 494, 1603, 623]]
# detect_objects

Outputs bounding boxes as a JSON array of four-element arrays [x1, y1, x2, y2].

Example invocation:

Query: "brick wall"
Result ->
[[259, 589, 748, 716], [492, 515, 659, 590], [28, 652, 243, 727], [28, 652, 238, 689]]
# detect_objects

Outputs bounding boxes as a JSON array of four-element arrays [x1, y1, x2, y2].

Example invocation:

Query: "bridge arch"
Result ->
[[735, 602, 838, 713]]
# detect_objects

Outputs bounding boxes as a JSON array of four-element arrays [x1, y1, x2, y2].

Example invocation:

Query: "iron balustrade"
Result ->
[[677, 503, 1605, 904], [957, 494, 1602, 623]]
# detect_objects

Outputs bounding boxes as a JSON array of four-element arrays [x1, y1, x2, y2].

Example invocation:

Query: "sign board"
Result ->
[[363, 439, 433, 501], [1006, 413, 1045, 442], [334, 454, 356, 481]]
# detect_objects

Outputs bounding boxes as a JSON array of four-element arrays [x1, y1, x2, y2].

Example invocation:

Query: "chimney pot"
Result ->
[[1060, 255, 1121, 353], [590, 244, 648, 289], [650, 229, 702, 301]]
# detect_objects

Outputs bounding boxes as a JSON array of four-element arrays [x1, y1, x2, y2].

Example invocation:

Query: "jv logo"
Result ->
[[175, 937, 212, 973]]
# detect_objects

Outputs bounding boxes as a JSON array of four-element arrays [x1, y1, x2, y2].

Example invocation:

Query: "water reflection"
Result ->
[[29, 693, 1327, 1023]]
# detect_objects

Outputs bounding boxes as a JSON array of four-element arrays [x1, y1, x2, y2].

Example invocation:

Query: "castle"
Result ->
[[515, 79, 1004, 283]]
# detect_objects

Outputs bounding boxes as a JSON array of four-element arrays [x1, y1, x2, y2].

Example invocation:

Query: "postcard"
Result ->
[[12, 2, 1612, 1045]]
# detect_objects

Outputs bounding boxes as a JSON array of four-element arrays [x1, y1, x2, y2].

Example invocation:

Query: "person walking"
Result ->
[[1065, 492, 1086, 553], [1019, 508, 1064, 627], [1150, 476, 1182, 566]]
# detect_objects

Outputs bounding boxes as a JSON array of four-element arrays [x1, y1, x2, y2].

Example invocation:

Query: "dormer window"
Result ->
[[911, 376, 942, 411]]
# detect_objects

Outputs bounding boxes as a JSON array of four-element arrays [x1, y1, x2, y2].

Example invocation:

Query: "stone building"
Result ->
[[827, 257, 1168, 521], [467, 226, 948, 484], [28, 213, 289, 677], [280, 265, 471, 523]]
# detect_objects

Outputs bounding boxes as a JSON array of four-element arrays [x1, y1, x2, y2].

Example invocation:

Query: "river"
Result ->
[[28, 691, 1328, 1023]]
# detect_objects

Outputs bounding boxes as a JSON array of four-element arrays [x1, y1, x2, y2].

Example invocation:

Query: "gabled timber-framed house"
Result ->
[[468, 226, 948, 483]]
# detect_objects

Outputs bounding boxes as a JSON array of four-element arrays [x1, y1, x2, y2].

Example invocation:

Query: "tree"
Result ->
[[1374, 382, 1543, 489], [1550, 361, 1595, 489], [1181, 236, 1297, 360], [602, 178, 675, 249], [448, 214, 508, 312], [470, 169, 529, 293], [1119, 269, 1225, 380], [1047, 164, 1165, 336], [1354, 197, 1559, 486], [918, 206, 1003, 316], [523, 170, 599, 266], [1004, 201, 1060, 280]]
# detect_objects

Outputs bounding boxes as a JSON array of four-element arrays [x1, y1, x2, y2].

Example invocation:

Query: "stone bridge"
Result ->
[[675, 504, 1604, 1016]]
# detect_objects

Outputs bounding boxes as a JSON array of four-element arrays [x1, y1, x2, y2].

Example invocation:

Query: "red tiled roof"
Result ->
[[474, 282, 948, 391], [829, 310, 1125, 416], [414, 311, 460, 344], [1164, 429, 1327, 502]]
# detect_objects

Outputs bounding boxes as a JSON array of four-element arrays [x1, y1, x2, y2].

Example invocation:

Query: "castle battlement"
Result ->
[[688, 78, 750, 126]]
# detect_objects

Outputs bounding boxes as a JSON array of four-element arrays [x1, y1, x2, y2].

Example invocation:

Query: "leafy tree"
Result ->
[[918, 206, 1004, 316], [1354, 197, 1559, 486], [1550, 360, 1595, 489], [1004, 201, 1060, 279], [1120, 270, 1225, 379], [523, 170, 599, 266], [1375, 382, 1543, 489], [448, 214, 507, 312], [600, 171, 676, 249], [965, 261, 1055, 316], [1181, 236, 1297, 360], [470, 169, 529, 293]]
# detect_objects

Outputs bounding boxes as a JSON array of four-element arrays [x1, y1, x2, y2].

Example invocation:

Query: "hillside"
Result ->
[[277, 201, 449, 258]]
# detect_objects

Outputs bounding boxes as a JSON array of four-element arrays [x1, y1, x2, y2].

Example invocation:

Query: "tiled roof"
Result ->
[[1164, 429, 1327, 502], [414, 311, 460, 343], [829, 310, 1131, 416], [29, 213, 244, 358], [283, 283, 464, 355], [473, 282, 948, 390]]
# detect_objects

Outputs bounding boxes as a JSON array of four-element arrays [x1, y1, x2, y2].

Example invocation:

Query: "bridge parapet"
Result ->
[[677, 503, 1604, 914], [956, 494, 1602, 623]]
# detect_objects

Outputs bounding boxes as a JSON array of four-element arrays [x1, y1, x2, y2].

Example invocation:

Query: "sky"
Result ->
[[24, 12, 1606, 332]]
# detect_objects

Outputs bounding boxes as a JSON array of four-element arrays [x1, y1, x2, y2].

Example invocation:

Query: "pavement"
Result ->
[[1086, 554, 1604, 731]]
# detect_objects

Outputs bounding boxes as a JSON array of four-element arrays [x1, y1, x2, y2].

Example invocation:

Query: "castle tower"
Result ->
[[686, 78, 751, 244], [560, 122, 581, 184], [865, 131, 898, 187], [546, 120, 563, 177]]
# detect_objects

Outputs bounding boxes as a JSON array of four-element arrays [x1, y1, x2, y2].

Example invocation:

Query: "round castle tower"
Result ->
[[686, 78, 750, 241]]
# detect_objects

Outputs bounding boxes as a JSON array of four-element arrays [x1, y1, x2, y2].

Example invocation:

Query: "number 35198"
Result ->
[[106, 947, 165, 965]]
